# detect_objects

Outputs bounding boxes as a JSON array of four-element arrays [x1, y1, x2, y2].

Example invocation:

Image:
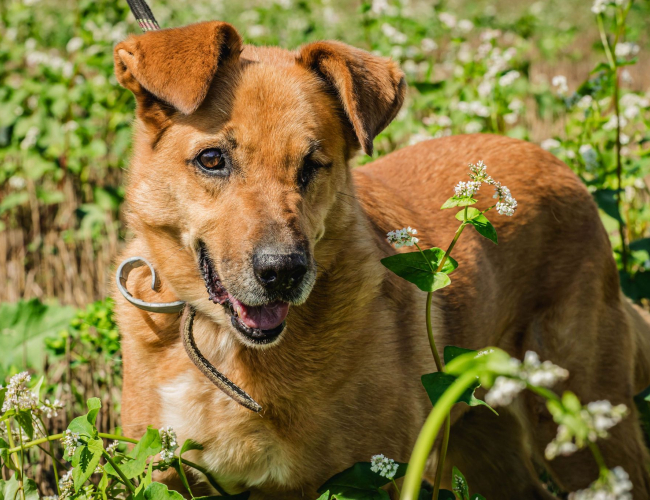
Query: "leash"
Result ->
[[117, 2, 263, 414]]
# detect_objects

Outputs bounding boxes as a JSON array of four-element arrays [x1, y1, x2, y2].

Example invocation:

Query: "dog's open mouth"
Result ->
[[198, 244, 288, 344]]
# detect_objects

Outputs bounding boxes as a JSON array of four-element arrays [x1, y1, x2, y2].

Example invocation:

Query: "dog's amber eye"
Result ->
[[298, 159, 325, 190], [196, 148, 227, 174]]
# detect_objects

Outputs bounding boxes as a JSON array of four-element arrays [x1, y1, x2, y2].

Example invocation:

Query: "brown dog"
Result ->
[[111, 21, 650, 499]]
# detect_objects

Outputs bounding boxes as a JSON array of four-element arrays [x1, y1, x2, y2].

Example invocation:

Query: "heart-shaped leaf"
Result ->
[[421, 373, 496, 414], [441, 197, 477, 209], [381, 248, 458, 292]]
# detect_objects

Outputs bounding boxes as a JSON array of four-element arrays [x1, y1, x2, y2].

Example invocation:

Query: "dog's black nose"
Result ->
[[253, 250, 308, 292]]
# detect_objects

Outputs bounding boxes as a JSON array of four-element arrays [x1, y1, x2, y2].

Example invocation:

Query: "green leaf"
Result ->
[[436, 490, 455, 500], [469, 214, 497, 244], [22, 480, 40, 500], [15, 411, 34, 440], [86, 398, 102, 426], [455, 207, 481, 222], [144, 482, 185, 500], [441, 197, 477, 209], [73, 438, 103, 490], [443, 346, 476, 365], [412, 81, 445, 94], [452, 467, 469, 500], [318, 462, 407, 495], [421, 373, 496, 414], [0, 299, 75, 375], [180, 439, 203, 456], [470, 495, 486, 500], [106, 427, 161, 479], [381, 248, 458, 292], [194, 494, 251, 500], [593, 189, 623, 224], [98, 471, 109, 500], [316, 491, 331, 500]]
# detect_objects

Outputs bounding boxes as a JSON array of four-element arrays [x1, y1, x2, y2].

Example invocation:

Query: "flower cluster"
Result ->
[[59, 470, 74, 500], [2, 372, 39, 413], [106, 440, 120, 455], [159, 426, 178, 463], [370, 454, 399, 480], [454, 181, 481, 198], [40, 398, 64, 419], [592, 0, 628, 15], [62, 430, 83, 457], [569, 467, 632, 500], [485, 351, 569, 407], [387, 227, 419, 249], [453, 161, 518, 217], [545, 400, 628, 460]]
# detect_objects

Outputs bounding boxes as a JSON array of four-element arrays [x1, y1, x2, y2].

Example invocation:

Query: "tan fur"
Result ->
[[112, 22, 650, 499]]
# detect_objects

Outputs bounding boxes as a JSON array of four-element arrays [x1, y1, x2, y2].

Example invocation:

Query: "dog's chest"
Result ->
[[158, 371, 301, 492]]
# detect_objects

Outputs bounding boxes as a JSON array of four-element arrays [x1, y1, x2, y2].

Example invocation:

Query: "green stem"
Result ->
[[391, 479, 401, 495], [432, 415, 451, 500], [596, 15, 615, 69], [525, 384, 562, 403], [414, 243, 436, 274], [400, 371, 479, 500], [102, 451, 135, 495], [425, 293, 444, 373], [436, 223, 466, 275], [7, 433, 138, 455], [16, 426, 26, 500], [182, 459, 229, 496], [588, 442, 608, 474], [37, 417, 60, 495]]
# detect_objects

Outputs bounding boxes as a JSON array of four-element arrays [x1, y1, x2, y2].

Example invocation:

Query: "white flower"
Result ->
[[591, 0, 608, 14], [464, 121, 483, 134], [508, 99, 524, 113], [457, 19, 474, 33], [66, 37, 83, 53], [503, 113, 518, 125], [41, 398, 63, 419], [438, 12, 457, 28], [493, 183, 517, 216], [541, 138, 561, 151], [159, 427, 178, 463], [106, 441, 119, 455], [545, 425, 578, 459], [621, 70, 633, 84], [485, 376, 526, 406], [468, 160, 492, 183], [580, 144, 599, 170], [8, 176, 26, 190], [521, 351, 569, 388], [20, 126, 40, 151], [603, 115, 627, 131], [454, 181, 481, 198], [623, 105, 639, 120], [387, 227, 419, 248], [477, 80, 493, 98], [615, 42, 639, 59], [552, 75, 569, 95], [585, 401, 628, 437], [247, 25, 266, 38], [62, 430, 82, 457], [59, 470, 74, 500], [577, 95, 594, 110], [569, 467, 632, 499], [370, 454, 399, 480], [2, 372, 39, 412], [381, 24, 407, 45], [370, 0, 390, 15], [422, 38, 438, 53], [480, 29, 501, 42], [499, 70, 520, 87]]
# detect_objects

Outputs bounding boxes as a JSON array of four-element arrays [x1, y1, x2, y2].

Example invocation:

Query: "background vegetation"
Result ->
[[0, 0, 649, 494]]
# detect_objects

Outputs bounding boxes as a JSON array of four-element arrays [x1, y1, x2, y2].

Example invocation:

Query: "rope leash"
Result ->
[[119, 2, 263, 413]]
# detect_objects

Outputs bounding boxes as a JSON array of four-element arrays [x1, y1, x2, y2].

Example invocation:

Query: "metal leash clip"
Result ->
[[116, 257, 186, 313]]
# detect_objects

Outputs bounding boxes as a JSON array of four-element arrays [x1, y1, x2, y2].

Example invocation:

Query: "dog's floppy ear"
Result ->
[[297, 41, 406, 156], [114, 21, 242, 116]]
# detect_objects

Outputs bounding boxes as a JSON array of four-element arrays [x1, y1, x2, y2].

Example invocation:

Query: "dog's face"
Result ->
[[114, 22, 404, 347]]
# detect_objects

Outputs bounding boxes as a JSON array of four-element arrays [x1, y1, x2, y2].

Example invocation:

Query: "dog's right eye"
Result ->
[[196, 148, 229, 175]]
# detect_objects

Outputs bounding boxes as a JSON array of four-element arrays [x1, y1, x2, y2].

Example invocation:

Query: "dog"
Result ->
[[111, 20, 650, 499]]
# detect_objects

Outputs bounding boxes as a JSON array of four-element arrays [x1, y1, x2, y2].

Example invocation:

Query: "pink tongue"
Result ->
[[229, 296, 289, 330]]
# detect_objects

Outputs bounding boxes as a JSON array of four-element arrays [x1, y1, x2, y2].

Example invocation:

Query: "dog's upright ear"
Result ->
[[297, 41, 406, 156], [114, 21, 242, 117]]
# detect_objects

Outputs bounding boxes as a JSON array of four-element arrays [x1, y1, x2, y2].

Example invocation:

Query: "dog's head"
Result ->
[[115, 21, 404, 347]]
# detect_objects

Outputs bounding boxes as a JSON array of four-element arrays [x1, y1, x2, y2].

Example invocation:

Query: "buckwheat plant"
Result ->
[[374, 163, 632, 500], [379, 161, 515, 499], [0, 375, 232, 499]]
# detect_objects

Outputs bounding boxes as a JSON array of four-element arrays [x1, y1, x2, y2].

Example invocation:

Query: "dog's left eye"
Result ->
[[196, 148, 228, 175], [298, 158, 327, 190]]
